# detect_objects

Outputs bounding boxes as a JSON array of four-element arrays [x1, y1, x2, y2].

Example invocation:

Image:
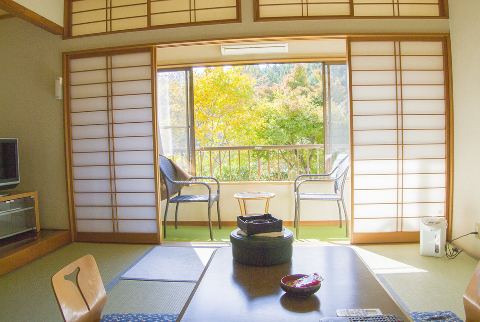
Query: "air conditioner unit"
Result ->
[[221, 43, 288, 56]]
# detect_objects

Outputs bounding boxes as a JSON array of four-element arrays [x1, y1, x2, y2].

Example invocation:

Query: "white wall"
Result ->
[[156, 39, 348, 66], [0, 18, 66, 230], [449, 0, 480, 257], [13, 0, 64, 26]]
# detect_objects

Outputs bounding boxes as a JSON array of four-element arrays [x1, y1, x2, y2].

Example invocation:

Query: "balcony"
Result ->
[[170, 144, 326, 182], [163, 144, 350, 232]]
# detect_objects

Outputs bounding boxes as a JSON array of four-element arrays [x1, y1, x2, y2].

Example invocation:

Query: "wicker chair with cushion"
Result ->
[[294, 155, 350, 238], [159, 155, 221, 240]]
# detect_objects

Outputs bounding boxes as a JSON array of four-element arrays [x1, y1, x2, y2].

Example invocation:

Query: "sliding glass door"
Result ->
[[157, 69, 194, 173], [324, 63, 349, 172]]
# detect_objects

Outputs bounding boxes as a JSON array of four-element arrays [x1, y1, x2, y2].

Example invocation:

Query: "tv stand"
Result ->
[[0, 191, 71, 277], [0, 191, 39, 241]]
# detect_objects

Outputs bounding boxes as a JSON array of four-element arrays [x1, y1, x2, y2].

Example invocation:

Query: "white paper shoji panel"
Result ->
[[151, 0, 237, 25], [350, 39, 447, 236], [70, 0, 239, 37], [257, 0, 350, 18], [353, 0, 440, 17], [256, 0, 442, 19], [71, 0, 148, 36], [68, 50, 157, 234]]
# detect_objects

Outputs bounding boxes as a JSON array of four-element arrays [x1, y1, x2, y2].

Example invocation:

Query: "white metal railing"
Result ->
[[194, 144, 325, 182]]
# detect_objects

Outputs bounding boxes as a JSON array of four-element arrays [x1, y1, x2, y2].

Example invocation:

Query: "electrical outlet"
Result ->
[[476, 223, 480, 239]]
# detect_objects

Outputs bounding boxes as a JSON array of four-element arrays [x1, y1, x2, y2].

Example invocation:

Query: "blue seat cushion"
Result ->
[[170, 194, 219, 203], [298, 193, 341, 201], [409, 311, 463, 322], [101, 313, 179, 322]]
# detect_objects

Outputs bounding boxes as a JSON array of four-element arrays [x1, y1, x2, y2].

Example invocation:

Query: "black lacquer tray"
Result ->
[[237, 213, 283, 235]]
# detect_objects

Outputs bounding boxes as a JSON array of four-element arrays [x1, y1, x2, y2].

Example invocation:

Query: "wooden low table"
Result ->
[[178, 246, 411, 322]]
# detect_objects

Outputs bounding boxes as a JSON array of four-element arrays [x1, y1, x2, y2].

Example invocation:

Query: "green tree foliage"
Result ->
[[247, 64, 323, 146], [245, 64, 324, 174], [194, 66, 255, 147], [192, 63, 337, 180], [244, 64, 294, 86]]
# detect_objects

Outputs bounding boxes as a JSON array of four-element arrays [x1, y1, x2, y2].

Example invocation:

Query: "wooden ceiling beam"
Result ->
[[0, 0, 63, 35]]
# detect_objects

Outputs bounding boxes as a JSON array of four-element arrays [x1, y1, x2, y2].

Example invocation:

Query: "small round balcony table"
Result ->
[[234, 191, 275, 216]]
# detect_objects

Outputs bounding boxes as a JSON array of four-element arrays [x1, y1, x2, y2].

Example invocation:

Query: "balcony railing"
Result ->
[[189, 144, 325, 182]]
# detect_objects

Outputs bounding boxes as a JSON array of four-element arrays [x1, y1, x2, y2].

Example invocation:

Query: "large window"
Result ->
[[157, 62, 348, 181]]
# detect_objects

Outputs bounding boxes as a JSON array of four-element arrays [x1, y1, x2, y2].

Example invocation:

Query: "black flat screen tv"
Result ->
[[0, 138, 20, 193]]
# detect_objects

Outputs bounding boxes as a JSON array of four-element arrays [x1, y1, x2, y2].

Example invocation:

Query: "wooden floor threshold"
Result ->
[[0, 230, 71, 277]]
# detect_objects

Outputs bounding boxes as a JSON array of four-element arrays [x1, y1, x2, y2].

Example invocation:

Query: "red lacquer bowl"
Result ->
[[280, 274, 321, 297]]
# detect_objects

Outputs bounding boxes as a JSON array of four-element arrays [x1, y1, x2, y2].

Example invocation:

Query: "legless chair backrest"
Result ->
[[464, 261, 480, 322], [51, 254, 106, 322]]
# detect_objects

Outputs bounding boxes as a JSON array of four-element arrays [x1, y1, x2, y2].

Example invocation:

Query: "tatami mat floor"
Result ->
[[0, 230, 477, 321], [103, 280, 195, 315], [0, 242, 153, 322], [355, 244, 478, 321]]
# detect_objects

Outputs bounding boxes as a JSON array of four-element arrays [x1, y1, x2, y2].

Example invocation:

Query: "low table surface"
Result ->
[[178, 246, 411, 322], [233, 191, 275, 199]]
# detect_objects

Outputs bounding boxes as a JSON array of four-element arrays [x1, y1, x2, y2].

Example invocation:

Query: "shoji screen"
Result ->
[[256, 0, 350, 18], [151, 0, 238, 26], [352, 0, 443, 17], [66, 47, 160, 243], [348, 37, 450, 244], [68, 0, 240, 37], [70, 0, 148, 36], [255, 0, 446, 19]]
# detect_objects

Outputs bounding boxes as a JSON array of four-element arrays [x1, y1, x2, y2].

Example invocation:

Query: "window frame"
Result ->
[[157, 59, 348, 181]]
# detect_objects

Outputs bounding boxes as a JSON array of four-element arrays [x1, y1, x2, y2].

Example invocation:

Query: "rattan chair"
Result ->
[[294, 155, 349, 238], [159, 155, 221, 240]]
